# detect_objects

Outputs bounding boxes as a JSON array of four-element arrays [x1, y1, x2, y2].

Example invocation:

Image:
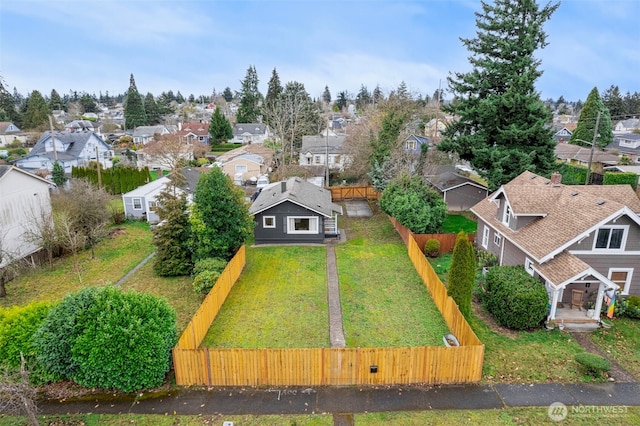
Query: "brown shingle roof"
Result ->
[[534, 252, 592, 286], [473, 171, 640, 260]]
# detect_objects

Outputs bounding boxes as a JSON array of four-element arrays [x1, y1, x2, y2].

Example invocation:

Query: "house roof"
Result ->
[[233, 123, 267, 136], [300, 135, 346, 151], [224, 152, 264, 165], [534, 251, 617, 291], [426, 171, 487, 193], [605, 134, 640, 154], [132, 126, 169, 137], [0, 164, 54, 186], [473, 170, 640, 261], [404, 134, 430, 145], [554, 143, 620, 165], [249, 177, 342, 217], [28, 130, 109, 159], [0, 122, 20, 133], [123, 167, 201, 197]]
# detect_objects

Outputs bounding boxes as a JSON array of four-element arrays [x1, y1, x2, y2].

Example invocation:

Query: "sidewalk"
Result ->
[[38, 382, 640, 416]]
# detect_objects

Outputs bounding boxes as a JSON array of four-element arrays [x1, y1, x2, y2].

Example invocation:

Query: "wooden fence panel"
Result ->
[[330, 186, 380, 201]]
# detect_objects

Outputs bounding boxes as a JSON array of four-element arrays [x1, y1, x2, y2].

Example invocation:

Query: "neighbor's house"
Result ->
[[221, 153, 267, 184], [231, 123, 270, 144], [249, 177, 343, 244], [613, 118, 640, 135], [177, 122, 210, 145], [12, 130, 114, 174], [132, 125, 171, 145], [0, 122, 27, 147], [298, 134, 349, 172], [122, 167, 201, 223], [554, 142, 620, 172], [553, 126, 573, 143], [472, 170, 640, 324], [605, 134, 640, 164], [402, 134, 430, 155], [0, 165, 54, 268], [426, 171, 488, 211]]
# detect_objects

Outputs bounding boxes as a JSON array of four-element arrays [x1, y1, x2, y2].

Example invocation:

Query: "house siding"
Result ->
[[444, 185, 487, 211], [567, 215, 640, 252], [253, 201, 325, 245], [500, 238, 527, 266], [574, 254, 639, 296]]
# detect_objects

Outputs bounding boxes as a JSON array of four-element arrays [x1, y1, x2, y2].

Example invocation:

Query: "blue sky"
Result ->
[[0, 0, 638, 103]]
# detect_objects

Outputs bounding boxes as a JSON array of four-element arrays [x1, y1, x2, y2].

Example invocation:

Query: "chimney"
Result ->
[[281, 181, 287, 193], [550, 172, 562, 186]]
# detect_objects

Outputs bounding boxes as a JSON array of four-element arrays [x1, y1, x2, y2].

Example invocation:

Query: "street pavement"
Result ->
[[38, 382, 640, 416]]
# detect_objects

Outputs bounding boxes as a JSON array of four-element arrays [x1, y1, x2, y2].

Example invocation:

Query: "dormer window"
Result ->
[[503, 204, 511, 226], [594, 226, 627, 250]]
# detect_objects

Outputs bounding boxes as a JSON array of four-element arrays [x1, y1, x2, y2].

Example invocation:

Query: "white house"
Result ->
[[0, 165, 54, 267], [231, 123, 270, 144], [12, 130, 114, 174]]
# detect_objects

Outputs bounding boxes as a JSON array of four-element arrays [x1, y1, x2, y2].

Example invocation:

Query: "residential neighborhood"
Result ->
[[1, 0, 640, 423]]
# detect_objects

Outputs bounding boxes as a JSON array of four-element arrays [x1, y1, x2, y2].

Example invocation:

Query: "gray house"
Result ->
[[473, 170, 640, 326], [426, 171, 488, 211], [249, 177, 343, 244], [122, 168, 201, 223]]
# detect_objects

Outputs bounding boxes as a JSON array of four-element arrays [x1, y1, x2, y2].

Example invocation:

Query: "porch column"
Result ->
[[593, 283, 606, 321], [548, 287, 560, 320]]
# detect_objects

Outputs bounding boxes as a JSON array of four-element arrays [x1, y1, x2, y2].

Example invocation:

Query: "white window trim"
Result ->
[[493, 233, 502, 246], [608, 268, 634, 295], [524, 258, 535, 276], [235, 164, 247, 173], [263, 216, 276, 229], [482, 226, 490, 249], [592, 225, 629, 251], [503, 204, 511, 226], [148, 201, 157, 212], [132, 197, 142, 210], [287, 216, 319, 234]]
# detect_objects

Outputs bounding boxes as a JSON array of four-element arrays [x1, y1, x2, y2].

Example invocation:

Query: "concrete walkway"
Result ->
[[326, 244, 346, 348], [114, 252, 155, 286]]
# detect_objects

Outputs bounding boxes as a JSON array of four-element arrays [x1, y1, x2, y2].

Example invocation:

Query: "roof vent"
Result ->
[[281, 181, 287, 193], [597, 200, 606, 206]]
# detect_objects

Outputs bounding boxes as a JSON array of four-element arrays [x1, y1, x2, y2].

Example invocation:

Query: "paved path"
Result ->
[[38, 383, 640, 416], [114, 252, 155, 286], [326, 244, 346, 348]]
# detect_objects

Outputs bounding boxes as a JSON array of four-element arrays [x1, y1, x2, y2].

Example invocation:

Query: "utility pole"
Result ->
[[48, 115, 58, 162], [585, 111, 601, 185], [433, 80, 441, 143], [325, 120, 330, 187], [95, 146, 102, 189]]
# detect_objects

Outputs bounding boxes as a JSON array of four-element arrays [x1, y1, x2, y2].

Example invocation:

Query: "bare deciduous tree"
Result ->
[[0, 354, 39, 426], [142, 134, 193, 172]]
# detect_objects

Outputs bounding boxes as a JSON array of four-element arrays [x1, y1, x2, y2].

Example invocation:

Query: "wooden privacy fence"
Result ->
[[173, 222, 484, 386], [330, 185, 380, 201], [389, 217, 475, 254]]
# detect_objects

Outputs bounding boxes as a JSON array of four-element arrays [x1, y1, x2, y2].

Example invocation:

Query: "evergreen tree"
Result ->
[[208, 106, 233, 145], [144, 92, 161, 124], [322, 85, 332, 105], [0, 79, 21, 125], [264, 68, 283, 111], [395, 81, 410, 101], [602, 85, 626, 118], [23, 90, 50, 129], [124, 74, 147, 129], [49, 89, 64, 111], [570, 87, 613, 149], [222, 87, 234, 102], [371, 109, 406, 166], [624, 91, 640, 115], [372, 84, 384, 105], [438, 0, 559, 190], [176, 91, 185, 104], [447, 231, 476, 318], [335, 91, 348, 111], [190, 167, 254, 262], [79, 93, 97, 113], [236, 65, 262, 123], [355, 85, 372, 110], [52, 161, 66, 187], [153, 173, 193, 276]]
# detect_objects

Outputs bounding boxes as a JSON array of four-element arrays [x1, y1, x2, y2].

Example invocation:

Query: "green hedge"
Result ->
[[575, 352, 611, 377], [482, 266, 548, 330], [72, 165, 151, 195], [603, 172, 638, 190]]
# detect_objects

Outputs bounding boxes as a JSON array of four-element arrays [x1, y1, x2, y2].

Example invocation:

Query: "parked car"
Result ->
[[256, 175, 270, 189]]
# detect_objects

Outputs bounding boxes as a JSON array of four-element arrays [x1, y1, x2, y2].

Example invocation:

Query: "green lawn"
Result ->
[[338, 240, 450, 347], [201, 246, 330, 348], [589, 317, 640, 380], [441, 213, 478, 234]]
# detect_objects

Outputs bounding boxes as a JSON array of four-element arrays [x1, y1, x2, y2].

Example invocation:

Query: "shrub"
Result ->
[[483, 266, 548, 330], [424, 239, 440, 258], [622, 295, 640, 319], [447, 231, 476, 318], [575, 352, 611, 377], [192, 257, 228, 294], [34, 287, 177, 392], [379, 172, 446, 233], [0, 302, 53, 383]]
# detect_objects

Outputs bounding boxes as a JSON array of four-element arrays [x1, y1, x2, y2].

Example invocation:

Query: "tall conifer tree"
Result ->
[[570, 87, 613, 149], [208, 107, 233, 145], [236, 65, 262, 123], [439, 0, 559, 190], [144, 92, 161, 124], [23, 90, 50, 129], [124, 74, 147, 129]]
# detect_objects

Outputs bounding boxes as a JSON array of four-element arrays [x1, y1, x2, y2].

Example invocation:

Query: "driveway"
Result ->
[[343, 200, 373, 217]]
